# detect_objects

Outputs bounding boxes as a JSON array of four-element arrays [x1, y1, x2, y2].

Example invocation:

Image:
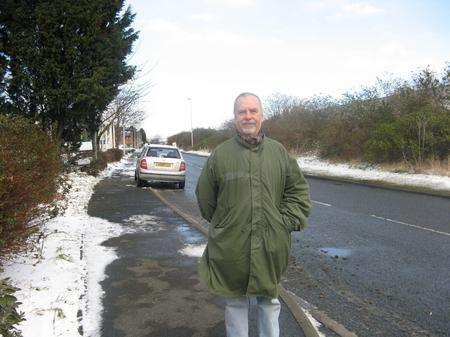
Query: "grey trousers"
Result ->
[[224, 296, 281, 337]]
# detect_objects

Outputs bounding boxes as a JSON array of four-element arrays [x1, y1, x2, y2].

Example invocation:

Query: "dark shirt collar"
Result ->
[[235, 131, 265, 150]]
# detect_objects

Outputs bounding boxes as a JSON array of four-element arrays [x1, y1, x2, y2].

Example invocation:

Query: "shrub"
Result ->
[[364, 122, 405, 163], [104, 148, 123, 162], [80, 148, 122, 176], [364, 107, 450, 165], [80, 153, 107, 176], [0, 115, 61, 249], [0, 276, 24, 337]]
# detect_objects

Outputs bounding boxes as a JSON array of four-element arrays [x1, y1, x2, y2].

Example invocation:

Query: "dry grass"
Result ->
[[379, 157, 449, 177]]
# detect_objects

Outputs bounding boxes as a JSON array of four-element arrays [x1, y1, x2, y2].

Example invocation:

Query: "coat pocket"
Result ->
[[274, 207, 291, 233], [210, 205, 233, 228], [263, 212, 291, 282]]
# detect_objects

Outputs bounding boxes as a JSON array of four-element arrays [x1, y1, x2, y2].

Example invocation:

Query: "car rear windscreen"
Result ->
[[147, 147, 181, 159]]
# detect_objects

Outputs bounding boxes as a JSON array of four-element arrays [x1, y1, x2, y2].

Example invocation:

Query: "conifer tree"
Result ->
[[0, 0, 138, 152]]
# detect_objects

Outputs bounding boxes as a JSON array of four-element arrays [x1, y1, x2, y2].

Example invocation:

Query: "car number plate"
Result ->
[[155, 162, 172, 168]]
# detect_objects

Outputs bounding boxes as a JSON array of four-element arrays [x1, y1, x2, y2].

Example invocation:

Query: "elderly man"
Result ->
[[196, 92, 311, 337]]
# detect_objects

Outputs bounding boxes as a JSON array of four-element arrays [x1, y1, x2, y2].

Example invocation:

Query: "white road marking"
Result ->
[[370, 214, 450, 237], [312, 200, 332, 207]]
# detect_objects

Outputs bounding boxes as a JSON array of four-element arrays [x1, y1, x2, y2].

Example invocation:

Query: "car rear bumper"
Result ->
[[139, 171, 185, 183]]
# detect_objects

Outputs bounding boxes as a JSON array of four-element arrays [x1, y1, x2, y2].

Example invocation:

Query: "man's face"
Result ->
[[234, 95, 263, 137]]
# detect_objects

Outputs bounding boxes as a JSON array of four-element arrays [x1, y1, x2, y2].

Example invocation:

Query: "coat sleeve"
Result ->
[[195, 154, 218, 222], [279, 155, 312, 232]]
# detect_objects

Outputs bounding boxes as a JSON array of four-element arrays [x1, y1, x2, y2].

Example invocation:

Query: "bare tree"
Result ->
[[95, 71, 152, 151], [264, 93, 300, 118]]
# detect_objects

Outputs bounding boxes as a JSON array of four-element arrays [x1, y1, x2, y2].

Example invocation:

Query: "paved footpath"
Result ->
[[87, 162, 305, 337]]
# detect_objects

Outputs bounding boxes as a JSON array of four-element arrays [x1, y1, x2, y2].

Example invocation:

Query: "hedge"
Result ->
[[0, 115, 61, 250]]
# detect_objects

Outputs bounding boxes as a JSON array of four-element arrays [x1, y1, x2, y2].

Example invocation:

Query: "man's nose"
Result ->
[[242, 110, 252, 119]]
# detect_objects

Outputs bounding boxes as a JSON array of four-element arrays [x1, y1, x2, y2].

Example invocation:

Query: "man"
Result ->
[[196, 92, 311, 337]]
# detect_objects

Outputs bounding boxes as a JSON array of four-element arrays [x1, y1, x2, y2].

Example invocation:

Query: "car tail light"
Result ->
[[179, 162, 186, 171], [140, 159, 147, 169]]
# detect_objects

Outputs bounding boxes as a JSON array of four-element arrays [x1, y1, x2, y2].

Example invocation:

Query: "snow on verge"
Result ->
[[182, 150, 211, 157], [183, 150, 450, 193], [298, 156, 450, 192], [1, 160, 128, 337]]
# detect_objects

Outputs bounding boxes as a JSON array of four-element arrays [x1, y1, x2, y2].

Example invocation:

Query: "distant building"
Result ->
[[116, 126, 145, 149], [78, 123, 145, 153]]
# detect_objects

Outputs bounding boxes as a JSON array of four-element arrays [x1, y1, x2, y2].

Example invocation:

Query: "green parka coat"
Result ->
[[196, 135, 311, 298]]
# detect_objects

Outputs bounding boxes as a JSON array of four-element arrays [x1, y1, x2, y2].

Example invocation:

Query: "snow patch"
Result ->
[[103, 159, 131, 178], [178, 244, 206, 257], [1, 158, 130, 337], [76, 157, 91, 166], [79, 141, 92, 151], [182, 150, 210, 157], [122, 170, 136, 177], [123, 214, 164, 232], [124, 214, 157, 225]]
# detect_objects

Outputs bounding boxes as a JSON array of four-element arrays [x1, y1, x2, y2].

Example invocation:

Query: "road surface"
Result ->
[[178, 153, 450, 337]]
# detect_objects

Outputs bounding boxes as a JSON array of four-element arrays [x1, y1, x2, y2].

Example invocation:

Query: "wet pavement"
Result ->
[[87, 159, 305, 337]]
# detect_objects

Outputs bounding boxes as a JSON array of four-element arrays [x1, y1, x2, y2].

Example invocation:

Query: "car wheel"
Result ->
[[136, 175, 144, 187], [178, 181, 185, 189]]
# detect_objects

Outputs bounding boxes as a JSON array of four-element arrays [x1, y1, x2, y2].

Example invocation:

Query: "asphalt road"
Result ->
[[180, 153, 450, 337]]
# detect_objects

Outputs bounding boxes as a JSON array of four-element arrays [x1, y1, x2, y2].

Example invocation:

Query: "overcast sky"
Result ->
[[126, 0, 449, 139]]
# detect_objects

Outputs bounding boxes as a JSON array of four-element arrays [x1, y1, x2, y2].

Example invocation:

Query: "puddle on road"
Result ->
[[319, 247, 352, 259]]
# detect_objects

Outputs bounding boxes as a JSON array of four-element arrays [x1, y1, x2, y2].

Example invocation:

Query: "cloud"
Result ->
[[306, 0, 382, 18], [342, 2, 382, 16], [190, 13, 214, 22], [141, 18, 183, 34], [130, 1, 447, 138], [204, 0, 256, 8]]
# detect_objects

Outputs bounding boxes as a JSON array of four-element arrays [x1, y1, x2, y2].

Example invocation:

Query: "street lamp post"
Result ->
[[188, 97, 193, 149]]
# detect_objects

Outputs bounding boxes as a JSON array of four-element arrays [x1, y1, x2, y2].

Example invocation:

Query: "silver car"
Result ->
[[135, 144, 186, 189]]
